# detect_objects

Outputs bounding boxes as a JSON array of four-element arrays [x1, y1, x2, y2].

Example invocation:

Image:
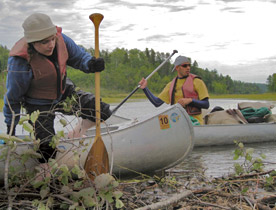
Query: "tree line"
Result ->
[[0, 44, 273, 95], [267, 74, 276, 92]]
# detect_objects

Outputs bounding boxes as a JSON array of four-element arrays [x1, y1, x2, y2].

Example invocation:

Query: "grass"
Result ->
[[210, 93, 276, 101], [0, 99, 3, 111], [102, 93, 146, 104]]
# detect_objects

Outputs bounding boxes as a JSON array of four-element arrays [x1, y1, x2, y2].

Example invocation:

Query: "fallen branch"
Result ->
[[134, 190, 192, 210], [191, 199, 232, 210], [229, 169, 275, 179], [52, 194, 74, 205], [243, 196, 272, 210]]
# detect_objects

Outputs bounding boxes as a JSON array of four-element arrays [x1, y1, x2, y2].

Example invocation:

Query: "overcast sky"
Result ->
[[1, 0, 276, 84]]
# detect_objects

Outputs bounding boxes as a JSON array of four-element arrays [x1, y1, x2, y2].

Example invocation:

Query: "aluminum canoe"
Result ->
[[194, 123, 276, 147], [56, 103, 194, 176]]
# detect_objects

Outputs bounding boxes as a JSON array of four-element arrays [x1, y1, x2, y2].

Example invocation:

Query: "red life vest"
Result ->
[[169, 73, 202, 115], [9, 27, 68, 100]]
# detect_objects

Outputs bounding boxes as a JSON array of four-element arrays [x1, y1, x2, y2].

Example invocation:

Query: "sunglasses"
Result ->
[[181, 64, 191, 68]]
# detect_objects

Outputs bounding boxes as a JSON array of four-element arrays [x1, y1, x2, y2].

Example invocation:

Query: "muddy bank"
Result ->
[[118, 161, 276, 209], [0, 159, 275, 209]]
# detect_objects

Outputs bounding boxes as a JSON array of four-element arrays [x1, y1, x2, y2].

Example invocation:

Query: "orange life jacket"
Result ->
[[9, 27, 68, 100], [169, 74, 202, 115]]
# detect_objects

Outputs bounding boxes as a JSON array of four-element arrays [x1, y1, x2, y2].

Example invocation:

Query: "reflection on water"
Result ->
[[0, 99, 276, 178], [180, 142, 276, 178]]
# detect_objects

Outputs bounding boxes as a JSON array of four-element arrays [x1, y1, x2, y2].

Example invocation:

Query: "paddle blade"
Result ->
[[84, 136, 109, 180]]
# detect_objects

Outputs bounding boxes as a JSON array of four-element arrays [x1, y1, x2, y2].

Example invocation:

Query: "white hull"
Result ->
[[194, 123, 276, 147]]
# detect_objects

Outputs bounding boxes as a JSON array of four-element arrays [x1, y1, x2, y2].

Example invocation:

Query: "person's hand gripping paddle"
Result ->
[[84, 13, 109, 180]]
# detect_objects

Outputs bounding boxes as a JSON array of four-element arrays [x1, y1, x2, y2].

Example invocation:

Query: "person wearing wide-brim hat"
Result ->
[[4, 13, 112, 166], [139, 55, 209, 125]]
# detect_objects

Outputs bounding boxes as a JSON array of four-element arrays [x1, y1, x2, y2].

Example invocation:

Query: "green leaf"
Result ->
[[31, 110, 40, 123], [252, 162, 263, 171], [238, 142, 244, 149], [115, 199, 124, 208], [112, 180, 119, 188], [31, 132, 36, 140], [58, 165, 70, 185], [50, 136, 59, 148], [56, 130, 65, 138], [265, 176, 273, 185], [260, 153, 266, 159], [32, 181, 45, 188], [61, 175, 69, 186], [63, 106, 71, 112], [241, 187, 248, 195], [40, 188, 49, 199], [49, 159, 59, 171], [78, 187, 95, 197], [46, 197, 54, 208], [32, 199, 40, 207], [270, 170, 276, 176], [245, 153, 252, 161], [233, 149, 242, 160], [60, 119, 67, 127], [234, 163, 244, 175], [70, 193, 79, 202], [19, 115, 30, 125], [60, 165, 70, 173], [95, 173, 115, 189], [74, 181, 83, 188], [23, 122, 34, 133], [71, 165, 85, 179], [246, 148, 254, 155], [113, 191, 123, 199], [233, 154, 239, 160], [38, 202, 49, 210], [102, 191, 114, 203], [23, 135, 32, 142], [82, 195, 96, 207]]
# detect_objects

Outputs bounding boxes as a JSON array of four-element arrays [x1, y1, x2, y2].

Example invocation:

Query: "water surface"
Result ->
[[1, 99, 276, 178]]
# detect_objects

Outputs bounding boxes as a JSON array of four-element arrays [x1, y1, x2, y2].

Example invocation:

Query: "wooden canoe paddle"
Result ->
[[84, 13, 109, 180]]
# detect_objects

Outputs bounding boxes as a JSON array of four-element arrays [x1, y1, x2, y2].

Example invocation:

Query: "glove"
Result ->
[[88, 57, 105, 73], [7, 125, 16, 136]]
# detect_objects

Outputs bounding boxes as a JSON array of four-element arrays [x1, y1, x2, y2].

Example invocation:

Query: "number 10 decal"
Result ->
[[158, 115, 170, 130]]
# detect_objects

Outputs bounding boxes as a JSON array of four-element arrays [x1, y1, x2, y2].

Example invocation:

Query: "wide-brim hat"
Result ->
[[22, 13, 57, 43]]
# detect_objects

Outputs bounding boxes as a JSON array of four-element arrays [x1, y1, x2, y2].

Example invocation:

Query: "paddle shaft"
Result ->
[[111, 50, 178, 114], [91, 14, 103, 137]]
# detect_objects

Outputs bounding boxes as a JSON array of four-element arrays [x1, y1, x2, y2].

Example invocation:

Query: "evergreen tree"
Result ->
[[0, 44, 269, 95]]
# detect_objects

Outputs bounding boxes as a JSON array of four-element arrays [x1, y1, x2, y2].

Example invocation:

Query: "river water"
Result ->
[[1, 99, 276, 178], [113, 99, 276, 178]]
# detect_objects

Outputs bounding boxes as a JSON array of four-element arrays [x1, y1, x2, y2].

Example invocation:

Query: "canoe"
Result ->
[[0, 103, 194, 180], [194, 122, 276, 147], [56, 103, 194, 176]]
